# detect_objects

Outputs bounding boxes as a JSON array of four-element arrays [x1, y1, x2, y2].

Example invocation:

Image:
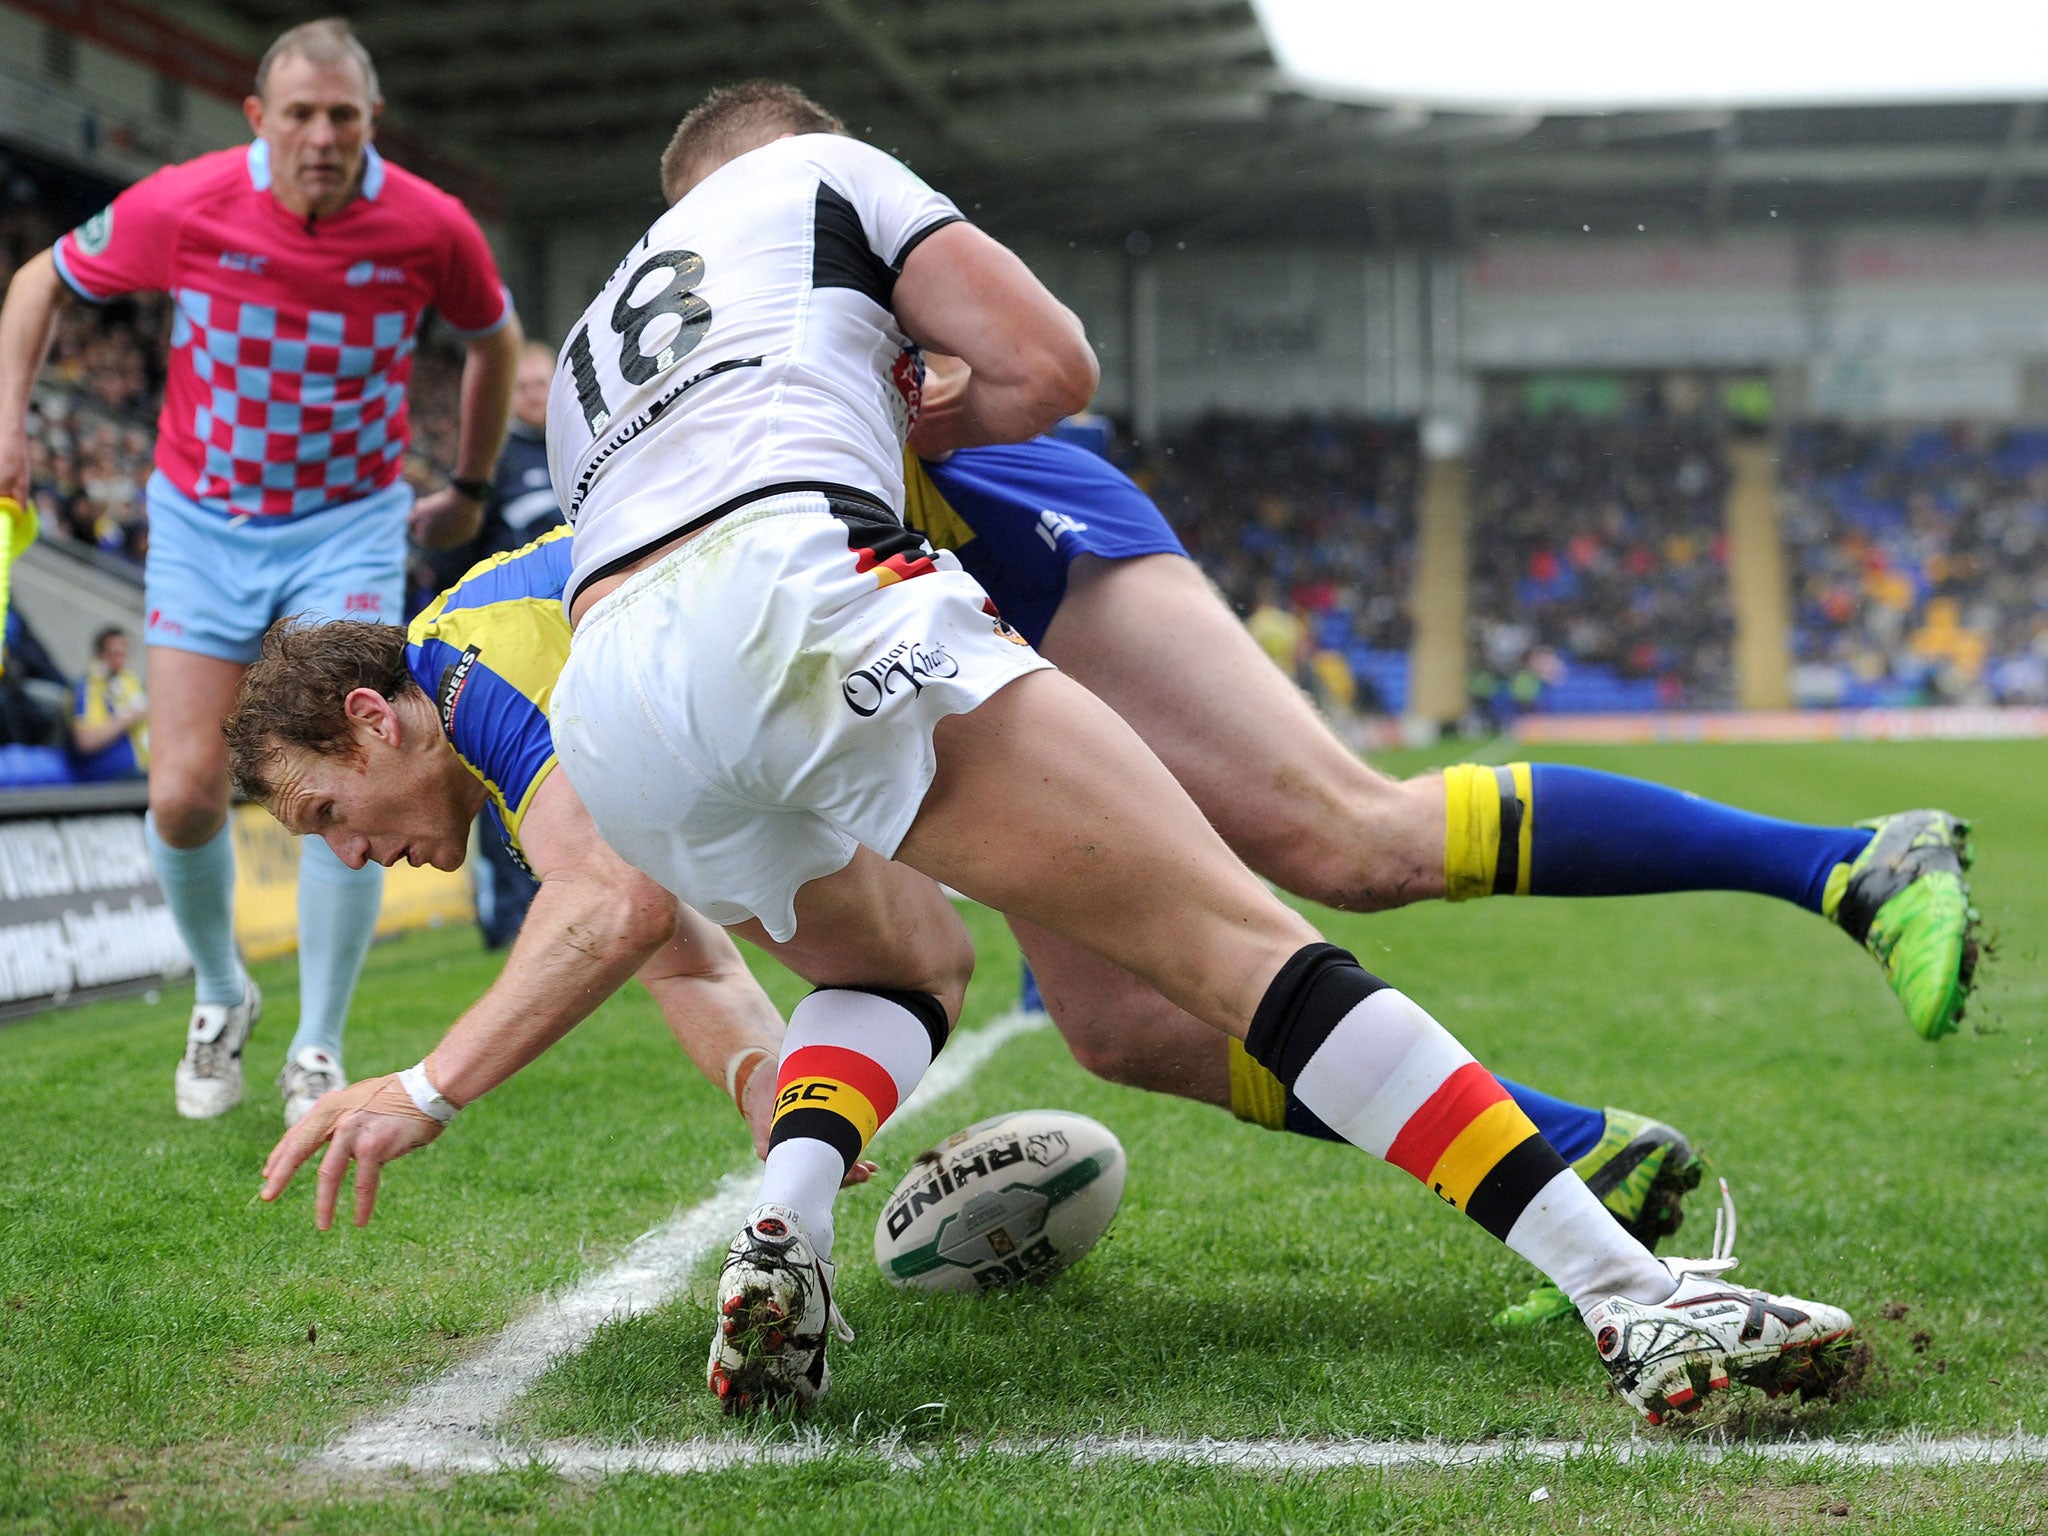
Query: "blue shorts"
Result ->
[[913, 437, 1187, 647], [142, 472, 410, 663]]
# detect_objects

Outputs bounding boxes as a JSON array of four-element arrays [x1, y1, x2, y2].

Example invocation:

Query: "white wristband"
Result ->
[[398, 1062, 457, 1124]]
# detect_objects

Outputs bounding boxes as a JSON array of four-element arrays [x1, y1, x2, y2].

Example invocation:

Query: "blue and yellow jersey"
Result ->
[[405, 526, 574, 871], [70, 664, 148, 781], [902, 436, 1185, 647]]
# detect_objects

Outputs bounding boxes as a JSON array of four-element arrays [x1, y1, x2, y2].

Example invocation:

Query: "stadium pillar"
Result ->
[[1125, 252, 1160, 450], [1407, 421, 1472, 726], [1725, 434, 1793, 710]]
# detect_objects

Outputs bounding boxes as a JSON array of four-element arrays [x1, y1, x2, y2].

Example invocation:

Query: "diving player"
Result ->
[[903, 420, 1979, 1324], [228, 530, 890, 1227], [538, 82, 1850, 1422], [236, 530, 1697, 1308]]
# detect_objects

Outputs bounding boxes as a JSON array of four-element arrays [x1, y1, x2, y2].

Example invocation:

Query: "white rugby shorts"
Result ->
[[550, 491, 1051, 941]]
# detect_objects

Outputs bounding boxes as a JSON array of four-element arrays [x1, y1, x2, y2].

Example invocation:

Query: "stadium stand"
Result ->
[[1468, 404, 1736, 719], [1147, 415, 1418, 716], [1781, 423, 2048, 708]]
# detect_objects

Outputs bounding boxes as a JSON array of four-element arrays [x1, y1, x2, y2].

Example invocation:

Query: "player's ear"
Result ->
[[243, 94, 264, 137], [341, 686, 400, 747], [367, 96, 384, 133]]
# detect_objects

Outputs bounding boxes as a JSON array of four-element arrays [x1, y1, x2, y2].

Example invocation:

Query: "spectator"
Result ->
[[1142, 415, 1419, 716], [0, 606, 69, 747], [68, 624, 147, 781], [411, 340, 566, 945], [1781, 422, 2048, 707], [1245, 580, 1308, 684], [1470, 400, 1734, 714], [483, 340, 567, 556]]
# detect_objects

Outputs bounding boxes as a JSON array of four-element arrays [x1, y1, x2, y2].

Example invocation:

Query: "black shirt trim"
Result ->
[[891, 214, 965, 272], [569, 482, 897, 605], [813, 184, 897, 307]]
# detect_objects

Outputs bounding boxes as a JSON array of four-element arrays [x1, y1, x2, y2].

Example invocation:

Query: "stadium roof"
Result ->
[[144, 0, 2048, 243], [1256, 0, 2048, 114]]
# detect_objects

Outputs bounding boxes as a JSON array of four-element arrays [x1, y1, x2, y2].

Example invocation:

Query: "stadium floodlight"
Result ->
[[1251, 0, 2048, 111]]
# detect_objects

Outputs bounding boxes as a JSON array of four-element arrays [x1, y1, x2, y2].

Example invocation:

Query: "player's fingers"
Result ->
[[262, 1103, 342, 1193], [260, 1128, 318, 1201], [313, 1117, 359, 1232], [352, 1148, 385, 1228], [841, 1159, 879, 1188]]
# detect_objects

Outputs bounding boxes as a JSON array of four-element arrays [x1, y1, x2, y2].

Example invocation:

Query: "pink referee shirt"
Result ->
[[53, 141, 510, 517]]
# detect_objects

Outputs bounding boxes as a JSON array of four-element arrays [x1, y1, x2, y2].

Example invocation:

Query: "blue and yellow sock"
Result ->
[[1442, 762, 1872, 913], [1227, 1038, 1605, 1161]]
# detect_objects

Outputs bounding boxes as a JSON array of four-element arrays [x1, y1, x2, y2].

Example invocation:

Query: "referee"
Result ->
[[0, 18, 520, 1124]]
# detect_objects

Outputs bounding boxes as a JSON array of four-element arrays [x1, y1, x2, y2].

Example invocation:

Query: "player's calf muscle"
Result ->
[[902, 674, 1315, 1035]]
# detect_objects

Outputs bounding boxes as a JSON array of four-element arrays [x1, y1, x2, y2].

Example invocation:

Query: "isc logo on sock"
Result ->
[[773, 1077, 879, 1144]]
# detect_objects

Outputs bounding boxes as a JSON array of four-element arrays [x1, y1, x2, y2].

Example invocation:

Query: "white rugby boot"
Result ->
[[279, 1045, 347, 1128], [172, 977, 262, 1120], [706, 1204, 853, 1415], [1585, 1185, 1855, 1425]]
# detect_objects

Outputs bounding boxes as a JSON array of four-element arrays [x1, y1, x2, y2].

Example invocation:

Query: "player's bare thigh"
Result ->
[[729, 845, 976, 1024], [894, 667, 1318, 1038], [1009, 914, 1230, 1107], [1038, 553, 1445, 911], [145, 646, 246, 847]]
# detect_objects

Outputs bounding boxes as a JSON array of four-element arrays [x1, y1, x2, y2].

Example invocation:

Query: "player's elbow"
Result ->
[[576, 885, 677, 966], [1019, 324, 1098, 429], [615, 889, 679, 957]]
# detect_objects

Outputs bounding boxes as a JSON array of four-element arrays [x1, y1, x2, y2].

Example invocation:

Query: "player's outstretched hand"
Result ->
[[260, 1074, 445, 1229]]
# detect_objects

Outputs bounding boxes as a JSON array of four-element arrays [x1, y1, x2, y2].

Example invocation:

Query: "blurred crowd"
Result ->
[[24, 294, 166, 563], [3, 122, 2040, 730], [1782, 423, 2048, 707], [1468, 409, 1735, 719], [1145, 414, 1419, 716]]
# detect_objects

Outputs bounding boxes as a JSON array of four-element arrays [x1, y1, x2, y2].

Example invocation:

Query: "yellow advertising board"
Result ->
[[229, 803, 473, 962]]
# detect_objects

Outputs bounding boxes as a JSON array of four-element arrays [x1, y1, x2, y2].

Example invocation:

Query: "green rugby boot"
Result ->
[[1493, 1108, 1705, 1330], [1822, 809, 1979, 1041]]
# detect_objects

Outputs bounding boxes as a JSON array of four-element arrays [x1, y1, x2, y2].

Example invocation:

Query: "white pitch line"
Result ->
[[322, 1009, 1049, 1474], [342, 1429, 2048, 1479], [322, 1006, 2048, 1484]]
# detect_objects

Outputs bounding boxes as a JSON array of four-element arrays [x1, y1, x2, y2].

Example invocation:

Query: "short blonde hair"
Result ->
[[660, 81, 844, 203], [256, 18, 379, 102]]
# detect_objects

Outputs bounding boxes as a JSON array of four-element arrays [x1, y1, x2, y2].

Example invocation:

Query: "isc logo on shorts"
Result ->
[[841, 639, 959, 717]]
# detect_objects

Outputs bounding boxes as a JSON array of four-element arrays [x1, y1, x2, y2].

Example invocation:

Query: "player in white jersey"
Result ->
[[544, 83, 1853, 1423]]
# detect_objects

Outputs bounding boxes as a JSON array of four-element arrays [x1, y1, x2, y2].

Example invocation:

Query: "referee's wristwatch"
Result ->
[[450, 476, 493, 503]]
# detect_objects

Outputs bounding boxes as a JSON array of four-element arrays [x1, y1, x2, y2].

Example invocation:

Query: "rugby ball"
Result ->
[[874, 1109, 1126, 1293]]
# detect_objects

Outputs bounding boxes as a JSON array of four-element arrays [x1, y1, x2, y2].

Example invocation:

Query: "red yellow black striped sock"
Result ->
[[1244, 944, 1671, 1308], [756, 987, 949, 1260]]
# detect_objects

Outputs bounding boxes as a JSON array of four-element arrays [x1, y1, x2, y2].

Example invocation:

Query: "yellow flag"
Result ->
[[0, 496, 36, 677]]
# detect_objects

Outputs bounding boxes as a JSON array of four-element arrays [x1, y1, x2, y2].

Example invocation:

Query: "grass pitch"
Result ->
[[4, 740, 2047, 1532]]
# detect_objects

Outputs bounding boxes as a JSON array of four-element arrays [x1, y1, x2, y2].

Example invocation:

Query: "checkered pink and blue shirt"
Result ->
[[54, 141, 510, 518]]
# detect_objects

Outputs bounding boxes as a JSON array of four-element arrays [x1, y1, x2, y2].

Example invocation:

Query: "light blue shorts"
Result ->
[[142, 472, 410, 663]]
